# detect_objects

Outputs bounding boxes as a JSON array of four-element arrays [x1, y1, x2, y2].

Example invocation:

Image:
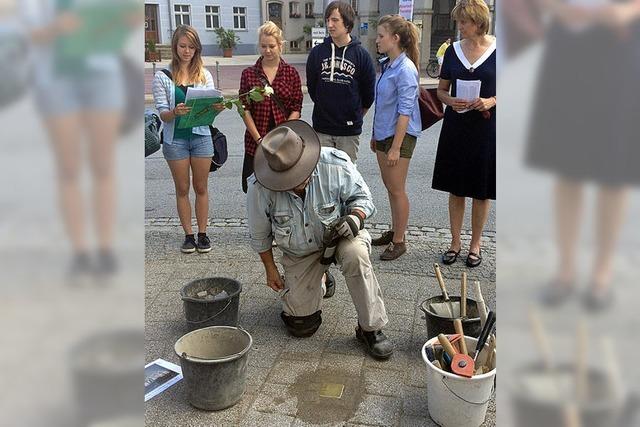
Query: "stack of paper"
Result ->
[[177, 87, 224, 129], [456, 80, 481, 114]]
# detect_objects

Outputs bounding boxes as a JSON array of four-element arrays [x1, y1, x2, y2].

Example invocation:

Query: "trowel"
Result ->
[[430, 263, 457, 318]]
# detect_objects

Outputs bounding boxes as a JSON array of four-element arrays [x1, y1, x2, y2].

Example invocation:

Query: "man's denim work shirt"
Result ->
[[247, 147, 376, 258]]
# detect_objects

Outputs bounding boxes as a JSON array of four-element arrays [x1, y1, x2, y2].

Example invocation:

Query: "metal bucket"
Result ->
[[419, 296, 482, 339], [181, 277, 241, 331], [174, 326, 252, 411]]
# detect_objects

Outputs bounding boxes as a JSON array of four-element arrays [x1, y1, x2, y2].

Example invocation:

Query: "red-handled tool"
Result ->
[[438, 333, 474, 378]]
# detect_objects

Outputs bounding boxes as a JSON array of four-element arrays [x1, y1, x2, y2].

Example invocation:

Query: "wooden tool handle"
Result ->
[[453, 319, 468, 356], [474, 281, 487, 327], [461, 272, 467, 318], [438, 333, 457, 357], [434, 264, 449, 300]]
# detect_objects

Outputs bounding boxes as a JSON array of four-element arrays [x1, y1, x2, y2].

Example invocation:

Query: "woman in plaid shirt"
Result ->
[[239, 21, 303, 193]]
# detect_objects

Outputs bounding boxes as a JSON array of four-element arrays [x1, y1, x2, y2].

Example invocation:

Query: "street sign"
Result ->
[[311, 27, 326, 39], [312, 38, 323, 47], [399, 0, 414, 21]]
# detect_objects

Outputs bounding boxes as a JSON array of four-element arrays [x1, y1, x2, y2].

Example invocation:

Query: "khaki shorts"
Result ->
[[375, 134, 417, 159]]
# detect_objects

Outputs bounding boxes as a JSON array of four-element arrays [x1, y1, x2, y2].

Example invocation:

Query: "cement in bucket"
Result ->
[[420, 297, 482, 340], [421, 336, 495, 427], [174, 326, 252, 410], [181, 277, 241, 331]]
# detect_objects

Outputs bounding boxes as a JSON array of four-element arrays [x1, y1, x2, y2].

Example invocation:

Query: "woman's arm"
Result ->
[[386, 114, 410, 166], [286, 68, 303, 120], [242, 111, 262, 143]]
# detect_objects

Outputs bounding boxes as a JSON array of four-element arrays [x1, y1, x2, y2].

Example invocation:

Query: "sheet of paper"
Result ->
[[185, 87, 222, 102], [144, 358, 183, 402], [177, 87, 224, 129], [456, 79, 481, 113]]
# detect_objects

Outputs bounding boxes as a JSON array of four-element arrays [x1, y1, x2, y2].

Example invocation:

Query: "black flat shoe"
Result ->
[[442, 249, 460, 265], [466, 250, 482, 268]]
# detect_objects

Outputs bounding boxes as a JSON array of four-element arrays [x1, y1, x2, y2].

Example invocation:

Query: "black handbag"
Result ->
[[159, 69, 228, 172]]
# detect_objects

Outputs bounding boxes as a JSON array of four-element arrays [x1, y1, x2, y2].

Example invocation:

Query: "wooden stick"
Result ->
[[461, 272, 467, 318], [576, 318, 589, 403], [474, 281, 488, 328], [453, 318, 468, 356]]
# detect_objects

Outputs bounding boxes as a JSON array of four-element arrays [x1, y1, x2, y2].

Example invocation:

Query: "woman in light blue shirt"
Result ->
[[369, 15, 421, 261]]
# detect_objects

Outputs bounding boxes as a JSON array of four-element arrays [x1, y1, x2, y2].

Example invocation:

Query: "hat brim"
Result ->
[[254, 120, 321, 191]]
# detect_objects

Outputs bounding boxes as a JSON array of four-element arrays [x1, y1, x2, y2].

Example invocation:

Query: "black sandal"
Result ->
[[466, 250, 482, 268], [442, 249, 460, 265]]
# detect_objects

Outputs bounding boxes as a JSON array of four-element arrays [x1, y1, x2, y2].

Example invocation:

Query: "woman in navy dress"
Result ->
[[431, 0, 496, 268]]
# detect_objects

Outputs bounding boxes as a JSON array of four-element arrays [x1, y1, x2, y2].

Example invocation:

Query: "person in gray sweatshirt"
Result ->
[[306, 1, 376, 163]]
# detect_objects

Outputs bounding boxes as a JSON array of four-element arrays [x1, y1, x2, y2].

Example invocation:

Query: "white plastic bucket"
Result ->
[[421, 336, 496, 427]]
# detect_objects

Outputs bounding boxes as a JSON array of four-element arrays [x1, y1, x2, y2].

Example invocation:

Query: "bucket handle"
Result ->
[[441, 377, 495, 406], [186, 299, 232, 324]]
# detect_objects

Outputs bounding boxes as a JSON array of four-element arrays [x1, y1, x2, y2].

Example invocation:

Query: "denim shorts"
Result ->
[[36, 71, 125, 117], [162, 134, 213, 161]]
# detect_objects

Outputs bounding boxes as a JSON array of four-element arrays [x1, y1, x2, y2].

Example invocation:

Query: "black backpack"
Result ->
[[159, 69, 228, 172]]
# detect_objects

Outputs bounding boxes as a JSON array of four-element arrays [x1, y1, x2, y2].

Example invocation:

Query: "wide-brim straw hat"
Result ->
[[254, 120, 321, 191]]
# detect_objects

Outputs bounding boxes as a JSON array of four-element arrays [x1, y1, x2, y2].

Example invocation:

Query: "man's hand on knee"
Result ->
[[333, 211, 365, 240]]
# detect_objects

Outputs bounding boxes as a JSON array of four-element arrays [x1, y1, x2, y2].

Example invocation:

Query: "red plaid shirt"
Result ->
[[240, 57, 303, 156]]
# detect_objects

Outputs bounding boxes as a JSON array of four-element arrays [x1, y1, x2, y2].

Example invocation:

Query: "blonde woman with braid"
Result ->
[[369, 15, 422, 261]]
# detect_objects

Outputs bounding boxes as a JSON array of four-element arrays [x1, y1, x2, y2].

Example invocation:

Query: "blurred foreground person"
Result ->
[[25, 0, 131, 279], [527, 0, 640, 310]]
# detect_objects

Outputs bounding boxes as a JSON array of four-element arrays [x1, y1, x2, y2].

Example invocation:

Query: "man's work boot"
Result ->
[[356, 325, 393, 360]]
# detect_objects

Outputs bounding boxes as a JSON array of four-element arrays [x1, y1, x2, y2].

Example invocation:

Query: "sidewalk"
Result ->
[[145, 219, 495, 426]]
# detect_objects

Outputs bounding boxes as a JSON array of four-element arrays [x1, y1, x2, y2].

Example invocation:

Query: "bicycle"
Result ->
[[426, 58, 440, 78]]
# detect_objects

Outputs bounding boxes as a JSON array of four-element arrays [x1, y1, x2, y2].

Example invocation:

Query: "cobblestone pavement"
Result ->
[[145, 219, 495, 426]]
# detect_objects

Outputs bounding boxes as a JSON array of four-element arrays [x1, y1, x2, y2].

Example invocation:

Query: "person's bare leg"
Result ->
[[85, 111, 122, 251], [448, 194, 466, 253], [469, 198, 491, 258], [45, 114, 87, 253], [554, 178, 584, 285], [377, 153, 410, 244], [190, 157, 211, 233], [592, 185, 629, 294], [166, 158, 193, 234]]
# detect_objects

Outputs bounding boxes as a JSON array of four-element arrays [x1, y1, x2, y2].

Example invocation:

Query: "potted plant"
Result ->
[[214, 27, 240, 58], [145, 40, 161, 62]]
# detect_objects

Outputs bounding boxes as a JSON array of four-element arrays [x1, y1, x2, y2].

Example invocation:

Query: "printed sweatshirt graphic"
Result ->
[[306, 36, 376, 136]]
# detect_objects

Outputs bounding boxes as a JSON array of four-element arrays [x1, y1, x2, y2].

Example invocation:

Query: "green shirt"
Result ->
[[173, 84, 194, 140]]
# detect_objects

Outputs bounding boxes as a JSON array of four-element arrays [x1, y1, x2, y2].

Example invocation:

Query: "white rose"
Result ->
[[264, 85, 274, 96]]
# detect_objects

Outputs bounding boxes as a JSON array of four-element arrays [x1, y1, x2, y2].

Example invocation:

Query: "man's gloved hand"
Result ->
[[333, 214, 364, 240]]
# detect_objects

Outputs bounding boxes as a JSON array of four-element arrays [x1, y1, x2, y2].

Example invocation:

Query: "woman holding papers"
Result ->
[[152, 25, 222, 254], [369, 15, 422, 261], [431, 0, 496, 268], [239, 21, 303, 193]]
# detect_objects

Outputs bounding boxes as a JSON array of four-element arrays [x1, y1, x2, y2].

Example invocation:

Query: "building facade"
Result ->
[[145, 0, 496, 64], [144, 1, 262, 55]]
